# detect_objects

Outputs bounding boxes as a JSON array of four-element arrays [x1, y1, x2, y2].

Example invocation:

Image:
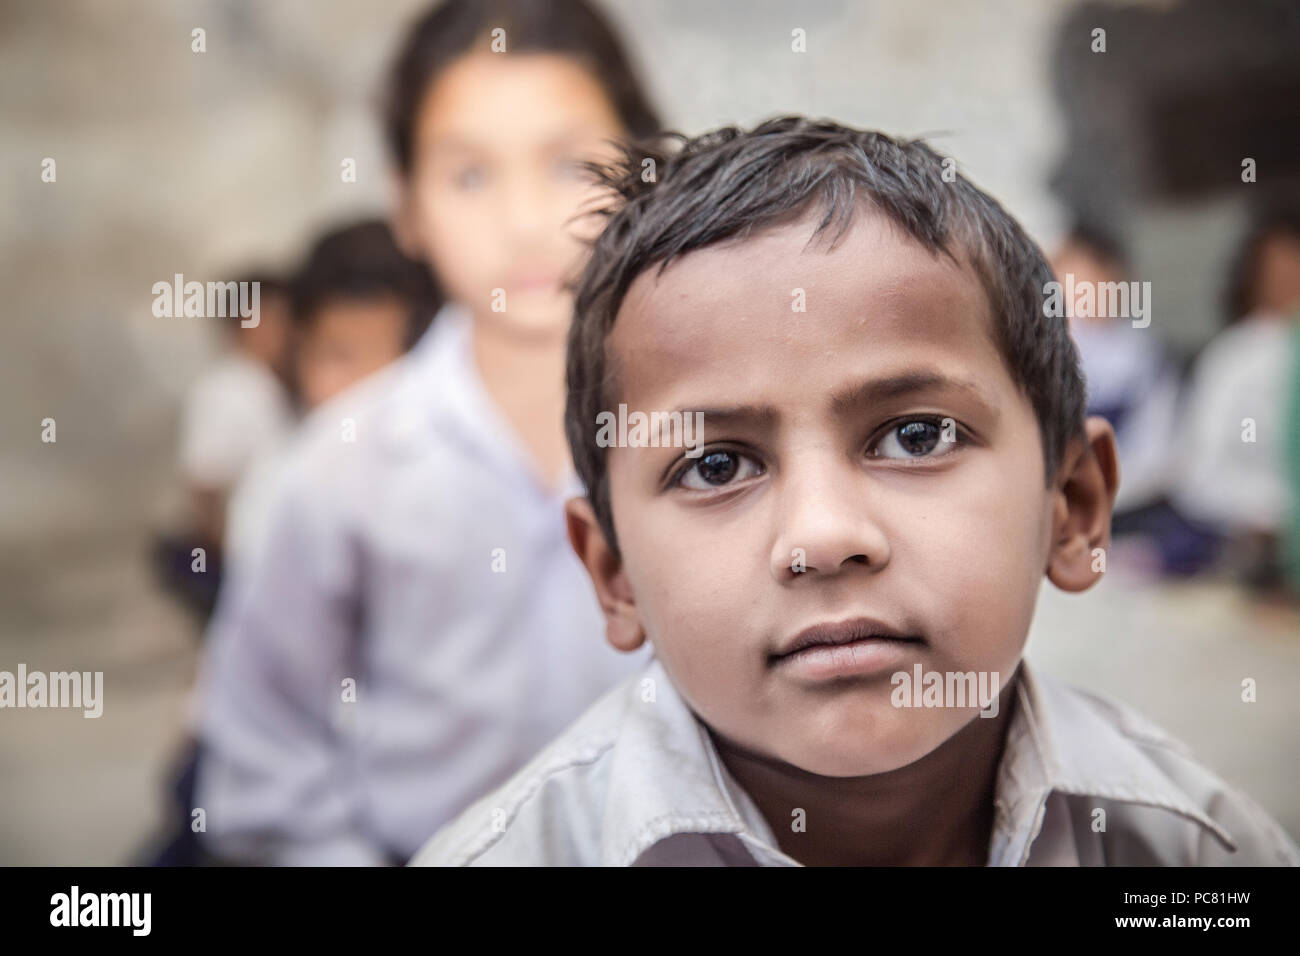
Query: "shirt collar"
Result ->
[[380, 303, 585, 499], [989, 658, 1236, 865], [600, 656, 788, 866], [602, 656, 1237, 866]]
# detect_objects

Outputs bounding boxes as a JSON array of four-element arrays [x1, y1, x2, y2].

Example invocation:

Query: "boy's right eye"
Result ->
[[675, 449, 763, 490]]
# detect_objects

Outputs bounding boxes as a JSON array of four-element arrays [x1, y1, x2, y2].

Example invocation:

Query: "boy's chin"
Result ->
[[782, 711, 979, 778]]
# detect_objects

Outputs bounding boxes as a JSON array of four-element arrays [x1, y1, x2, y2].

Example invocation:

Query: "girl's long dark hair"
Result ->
[[384, 0, 661, 176]]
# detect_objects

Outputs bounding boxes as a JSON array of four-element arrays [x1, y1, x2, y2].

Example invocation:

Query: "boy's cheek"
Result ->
[[929, 552, 1038, 657], [628, 545, 767, 691], [895, 504, 1040, 670], [643, 571, 757, 669], [925, 469, 1048, 572], [623, 504, 760, 604]]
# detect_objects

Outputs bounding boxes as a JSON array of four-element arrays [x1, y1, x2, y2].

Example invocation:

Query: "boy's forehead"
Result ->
[[607, 211, 1003, 409]]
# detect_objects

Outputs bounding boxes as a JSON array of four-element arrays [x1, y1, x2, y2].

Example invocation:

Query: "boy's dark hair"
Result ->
[[1222, 198, 1300, 325], [383, 0, 661, 176], [291, 219, 439, 350], [566, 117, 1088, 552]]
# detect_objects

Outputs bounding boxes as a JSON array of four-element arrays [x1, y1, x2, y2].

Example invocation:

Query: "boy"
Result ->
[[222, 219, 437, 574], [412, 118, 1300, 866], [288, 219, 438, 412]]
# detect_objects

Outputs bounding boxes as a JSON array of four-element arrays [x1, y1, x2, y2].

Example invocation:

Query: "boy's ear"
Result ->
[[564, 497, 646, 653], [1046, 416, 1120, 593]]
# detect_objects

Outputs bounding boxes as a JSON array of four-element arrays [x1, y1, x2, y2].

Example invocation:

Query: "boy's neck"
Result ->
[[711, 672, 1019, 866]]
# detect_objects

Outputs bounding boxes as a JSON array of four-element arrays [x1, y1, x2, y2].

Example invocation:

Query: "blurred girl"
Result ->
[[191, 0, 661, 865]]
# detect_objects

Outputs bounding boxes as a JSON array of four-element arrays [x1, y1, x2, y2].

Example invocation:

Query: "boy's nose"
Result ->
[[768, 464, 891, 583]]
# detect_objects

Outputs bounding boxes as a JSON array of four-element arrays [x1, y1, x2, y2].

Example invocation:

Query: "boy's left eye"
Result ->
[[676, 449, 763, 490], [870, 418, 960, 460]]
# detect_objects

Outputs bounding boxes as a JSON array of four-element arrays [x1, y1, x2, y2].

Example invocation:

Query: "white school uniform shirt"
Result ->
[[192, 303, 647, 865], [179, 351, 294, 489], [410, 655, 1300, 867], [1171, 313, 1295, 533], [222, 440, 295, 578]]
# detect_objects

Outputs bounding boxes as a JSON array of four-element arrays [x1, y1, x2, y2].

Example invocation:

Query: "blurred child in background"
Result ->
[[1050, 224, 1216, 577], [156, 273, 294, 620], [179, 275, 294, 545], [144, 220, 435, 865], [223, 219, 438, 578], [1052, 225, 1180, 517], [1173, 203, 1300, 596], [290, 220, 438, 411], [191, 0, 661, 865]]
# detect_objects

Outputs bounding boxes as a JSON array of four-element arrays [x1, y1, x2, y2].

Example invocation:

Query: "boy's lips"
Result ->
[[770, 616, 925, 682]]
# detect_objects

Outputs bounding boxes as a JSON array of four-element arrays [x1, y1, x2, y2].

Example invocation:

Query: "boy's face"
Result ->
[[295, 296, 409, 410], [398, 53, 625, 342], [584, 211, 1101, 778]]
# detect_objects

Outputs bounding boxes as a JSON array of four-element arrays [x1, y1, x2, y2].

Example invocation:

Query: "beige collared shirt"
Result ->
[[410, 656, 1299, 866]]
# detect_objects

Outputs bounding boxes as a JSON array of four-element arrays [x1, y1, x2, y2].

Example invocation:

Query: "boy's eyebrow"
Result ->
[[664, 371, 997, 431], [664, 404, 777, 432], [829, 369, 998, 415]]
